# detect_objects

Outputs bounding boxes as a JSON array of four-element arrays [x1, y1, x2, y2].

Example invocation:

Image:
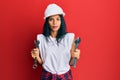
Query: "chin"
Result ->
[[52, 28, 60, 32], [52, 29, 59, 32]]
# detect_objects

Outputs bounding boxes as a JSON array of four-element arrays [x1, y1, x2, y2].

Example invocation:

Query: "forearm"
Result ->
[[36, 57, 43, 65], [69, 55, 80, 66], [69, 57, 75, 66]]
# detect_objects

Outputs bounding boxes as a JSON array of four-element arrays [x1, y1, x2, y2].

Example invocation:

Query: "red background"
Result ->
[[0, 0, 120, 80]]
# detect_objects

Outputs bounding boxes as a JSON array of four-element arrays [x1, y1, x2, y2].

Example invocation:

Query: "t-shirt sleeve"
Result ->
[[37, 34, 44, 62], [66, 33, 75, 50]]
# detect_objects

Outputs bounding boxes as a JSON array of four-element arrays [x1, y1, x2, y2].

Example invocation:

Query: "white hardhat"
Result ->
[[44, 3, 65, 19]]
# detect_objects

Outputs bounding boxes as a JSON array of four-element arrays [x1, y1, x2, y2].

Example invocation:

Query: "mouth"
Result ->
[[52, 26, 58, 29]]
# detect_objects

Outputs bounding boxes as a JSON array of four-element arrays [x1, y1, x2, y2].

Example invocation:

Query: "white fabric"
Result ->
[[37, 33, 74, 75], [44, 3, 65, 19]]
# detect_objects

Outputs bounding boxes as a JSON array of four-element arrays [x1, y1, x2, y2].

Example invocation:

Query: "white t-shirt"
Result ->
[[37, 33, 74, 75]]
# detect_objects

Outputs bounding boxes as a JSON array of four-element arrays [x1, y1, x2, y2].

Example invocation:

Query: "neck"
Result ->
[[51, 31, 57, 38]]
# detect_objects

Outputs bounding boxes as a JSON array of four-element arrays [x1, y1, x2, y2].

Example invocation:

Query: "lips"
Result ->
[[52, 26, 58, 29]]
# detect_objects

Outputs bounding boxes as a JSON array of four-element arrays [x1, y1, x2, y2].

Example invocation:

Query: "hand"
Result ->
[[72, 49, 80, 59], [31, 48, 40, 59]]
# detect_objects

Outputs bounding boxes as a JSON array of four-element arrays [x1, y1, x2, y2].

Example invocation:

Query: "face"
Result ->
[[48, 14, 61, 32]]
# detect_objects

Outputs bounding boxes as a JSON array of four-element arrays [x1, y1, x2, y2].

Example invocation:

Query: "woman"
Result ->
[[31, 3, 80, 80]]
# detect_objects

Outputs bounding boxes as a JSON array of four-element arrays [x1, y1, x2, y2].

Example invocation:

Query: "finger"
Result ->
[[31, 51, 36, 55], [31, 50, 34, 54], [33, 48, 38, 51], [75, 49, 80, 52]]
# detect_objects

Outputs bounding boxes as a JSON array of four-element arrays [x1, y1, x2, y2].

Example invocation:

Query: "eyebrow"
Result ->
[[50, 15, 60, 18], [49, 17, 60, 20]]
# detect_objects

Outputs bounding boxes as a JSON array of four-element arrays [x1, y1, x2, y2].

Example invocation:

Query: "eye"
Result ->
[[49, 18, 53, 21], [57, 18, 60, 21]]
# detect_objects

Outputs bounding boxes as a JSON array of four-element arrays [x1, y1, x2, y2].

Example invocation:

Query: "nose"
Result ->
[[53, 19, 57, 25]]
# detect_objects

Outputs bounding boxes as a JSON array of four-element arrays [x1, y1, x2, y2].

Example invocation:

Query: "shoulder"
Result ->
[[64, 33, 75, 49], [64, 33, 75, 41], [37, 34, 45, 40], [65, 33, 75, 38], [37, 34, 44, 37]]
